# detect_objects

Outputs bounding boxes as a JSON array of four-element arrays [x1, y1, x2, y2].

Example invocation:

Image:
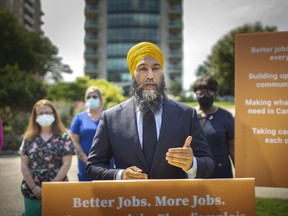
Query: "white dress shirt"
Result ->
[[116, 107, 197, 179]]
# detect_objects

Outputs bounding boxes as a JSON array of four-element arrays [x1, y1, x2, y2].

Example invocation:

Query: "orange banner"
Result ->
[[235, 31, 288, 187], [42, 178, 255, 216]]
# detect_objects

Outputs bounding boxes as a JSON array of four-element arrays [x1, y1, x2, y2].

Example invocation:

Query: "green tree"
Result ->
[[0, 65, 46, 111], [195, 22, 277, 95], [196, 60, 211, 77], [0, 10, 74, 150], [168, 81, 183, 97], [0, 10, 35, 71], [0, 10, 72, 82], [31, 33, 72, 82], [47, 78, 87, 102], [47, 76, 126, 109], [0, 9, 73, 110]]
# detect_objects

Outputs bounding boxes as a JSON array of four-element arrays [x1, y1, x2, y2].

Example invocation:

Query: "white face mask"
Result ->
[[86, 98, 100, 109], [36, 114, 55, 127]]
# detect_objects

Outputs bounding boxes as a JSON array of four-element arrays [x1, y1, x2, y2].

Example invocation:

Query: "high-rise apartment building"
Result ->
[[84, 0, 183, 93], [0, 0, 43, 33]]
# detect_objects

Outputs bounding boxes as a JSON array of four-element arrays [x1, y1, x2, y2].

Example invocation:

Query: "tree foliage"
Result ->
[[0, 9, 73, 110], [0, 65, 47, 111], [47, 76, 126, 109], [168, 81, 183, 96], [195, 22, 277, 95], [0, 10, 72, 80]]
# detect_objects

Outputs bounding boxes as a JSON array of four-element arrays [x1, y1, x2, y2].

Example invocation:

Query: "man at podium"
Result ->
[[86, 42, 215, 180]]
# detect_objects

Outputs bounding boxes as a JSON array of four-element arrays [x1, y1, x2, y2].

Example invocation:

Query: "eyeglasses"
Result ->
[[87, 95, 98, 99], [37, 111, 54, 116], [195, 90, 214, 97]]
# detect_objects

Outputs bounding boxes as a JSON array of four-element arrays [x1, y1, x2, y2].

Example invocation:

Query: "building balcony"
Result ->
[[24, 2, 35, 14], [168, 64, 182, 71], [168, 20, 182, 29], [23, 14, 35, 25], [84, 52, 100, 60], [168, 70, 182, 81], [85, 6, 100, 17], [168, 36, 182, 44], [168, 5, 182, 15], [85, 66, 99, 74], [84, 36, 100, 45], [168, 51, 182, 60], [85, 21, 100, 30]]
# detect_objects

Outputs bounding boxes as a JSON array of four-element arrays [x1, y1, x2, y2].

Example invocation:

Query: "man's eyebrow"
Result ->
[[137, 63, 147, 67], [136, 63, 161, 68]]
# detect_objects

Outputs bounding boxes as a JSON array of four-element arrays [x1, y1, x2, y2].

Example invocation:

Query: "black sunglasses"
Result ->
[[87, 96, 98, 99]]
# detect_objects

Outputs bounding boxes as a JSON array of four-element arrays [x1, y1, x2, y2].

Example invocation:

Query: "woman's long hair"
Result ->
[[22, 99, 67, 140]]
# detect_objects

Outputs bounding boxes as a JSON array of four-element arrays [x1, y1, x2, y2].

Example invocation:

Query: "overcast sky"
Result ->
[[41, 0, 288, 90]]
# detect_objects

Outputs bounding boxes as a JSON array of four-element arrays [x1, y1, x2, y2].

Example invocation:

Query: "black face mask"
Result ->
[[197, 95, 214, 109]]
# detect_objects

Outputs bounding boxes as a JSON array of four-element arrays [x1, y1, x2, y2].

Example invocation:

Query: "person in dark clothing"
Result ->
[[193, 76, 234, 178]]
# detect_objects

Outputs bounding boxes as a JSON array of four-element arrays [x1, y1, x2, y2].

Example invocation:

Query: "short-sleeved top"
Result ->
[[197, 107, 234, 178], [70, 110, 101, 155], [18, 132, 75, 198]]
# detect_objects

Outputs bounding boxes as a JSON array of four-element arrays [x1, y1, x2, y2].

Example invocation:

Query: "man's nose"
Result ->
[[146, 77, 154, 83], [147, 68, 154, 78]]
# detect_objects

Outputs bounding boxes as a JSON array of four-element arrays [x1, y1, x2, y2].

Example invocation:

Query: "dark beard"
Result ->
[[130, 77, 166, 115]]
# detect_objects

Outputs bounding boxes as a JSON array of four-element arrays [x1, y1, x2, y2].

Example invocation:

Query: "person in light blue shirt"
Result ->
[[70, 86, 104, 181]]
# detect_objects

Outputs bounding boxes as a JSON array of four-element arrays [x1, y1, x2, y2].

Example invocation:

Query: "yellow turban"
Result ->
[[127, 41, 164, 76]]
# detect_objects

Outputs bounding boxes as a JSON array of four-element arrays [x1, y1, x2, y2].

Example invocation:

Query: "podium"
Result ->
[[42, 178, 255, 216]]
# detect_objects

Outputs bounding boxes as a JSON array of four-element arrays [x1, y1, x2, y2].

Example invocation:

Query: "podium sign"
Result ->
[[235, 31, 288, 187], [42, 178, 255, 216]]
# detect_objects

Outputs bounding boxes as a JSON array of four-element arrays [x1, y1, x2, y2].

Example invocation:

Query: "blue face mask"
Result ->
[[86, 98, 100, 109]]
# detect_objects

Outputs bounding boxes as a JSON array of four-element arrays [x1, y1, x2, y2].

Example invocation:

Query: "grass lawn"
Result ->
[[256, 198, 288, 216]]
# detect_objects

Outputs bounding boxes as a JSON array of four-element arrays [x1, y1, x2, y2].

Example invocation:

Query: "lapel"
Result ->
[[151, 98, 180, 171], [121, 98, 149, 169]]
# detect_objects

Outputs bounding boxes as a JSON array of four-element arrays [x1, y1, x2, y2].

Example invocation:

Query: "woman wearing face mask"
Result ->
[[70, 86, 106, 181], [19, 99, 75, 216], [193, 76, 235, 178]]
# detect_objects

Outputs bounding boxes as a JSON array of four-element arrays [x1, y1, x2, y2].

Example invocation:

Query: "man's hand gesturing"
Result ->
[[165, 136, 194, 171]]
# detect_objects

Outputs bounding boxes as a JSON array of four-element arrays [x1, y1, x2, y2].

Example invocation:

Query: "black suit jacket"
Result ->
[[86, 97, 215, 180]]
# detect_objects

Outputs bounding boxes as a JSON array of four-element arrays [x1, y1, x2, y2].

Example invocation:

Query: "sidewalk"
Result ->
[[0, 154, 288, 216]]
